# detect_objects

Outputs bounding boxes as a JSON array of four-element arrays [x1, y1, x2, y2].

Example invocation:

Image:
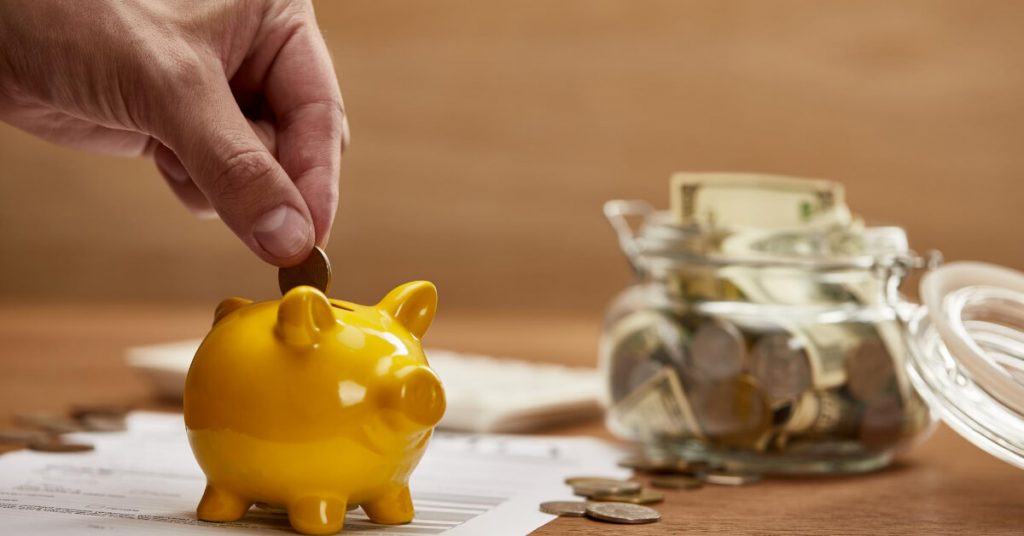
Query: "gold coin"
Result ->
[[539, 501, 588, 517], [15, 413, 82, 434], [564, 475, 628, 486], [278, 246, 331, 295], [617, 455, 691, 474], [585, 502, 661, 524], [0, 429, 49, 445], [589, 489, 664, 505], [705, 471, 761, 486], [650, 475, 703, 490], [572, 479, 642, 497]]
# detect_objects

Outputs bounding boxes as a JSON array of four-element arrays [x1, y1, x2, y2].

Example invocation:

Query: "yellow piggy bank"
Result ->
[[184, 282, 446, 535]]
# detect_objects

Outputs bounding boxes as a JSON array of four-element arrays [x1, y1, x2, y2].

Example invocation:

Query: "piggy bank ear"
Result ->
[[378, 281, 437, 339], [276, 286, 337, 347], [213, 297, 252, 325]]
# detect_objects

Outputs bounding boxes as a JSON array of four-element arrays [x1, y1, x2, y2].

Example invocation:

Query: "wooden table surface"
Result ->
[[1, 303, 1022, 535]]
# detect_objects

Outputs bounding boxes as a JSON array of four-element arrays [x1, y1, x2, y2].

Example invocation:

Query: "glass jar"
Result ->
[[599, 174, 940, 474]]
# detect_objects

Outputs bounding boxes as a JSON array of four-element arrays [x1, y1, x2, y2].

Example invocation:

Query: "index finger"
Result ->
[[263, 6, 346, 246]]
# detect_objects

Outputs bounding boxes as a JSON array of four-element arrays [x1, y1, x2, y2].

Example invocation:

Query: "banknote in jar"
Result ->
[[781, 389, 862, 439], [604, 309, 692, 402], [608, 366, 705, 442]]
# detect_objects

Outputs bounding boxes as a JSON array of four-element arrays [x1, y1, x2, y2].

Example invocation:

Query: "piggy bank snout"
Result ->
[[384, 366, 446, 429]]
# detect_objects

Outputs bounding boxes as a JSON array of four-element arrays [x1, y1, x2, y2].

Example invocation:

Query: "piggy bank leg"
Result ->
[[287, 495, 347, 535], [196, 483, 252, 522], [362, 485, 414, 525]]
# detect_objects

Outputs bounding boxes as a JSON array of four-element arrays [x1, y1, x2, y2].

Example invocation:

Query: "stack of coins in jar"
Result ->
[[600, 174, 935, 475]]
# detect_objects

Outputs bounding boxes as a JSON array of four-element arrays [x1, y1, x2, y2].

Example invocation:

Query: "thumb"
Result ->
[[154, 76, 314, 267]]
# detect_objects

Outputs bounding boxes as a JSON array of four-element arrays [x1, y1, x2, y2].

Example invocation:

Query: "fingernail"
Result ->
[[253, 206, 311, 259]]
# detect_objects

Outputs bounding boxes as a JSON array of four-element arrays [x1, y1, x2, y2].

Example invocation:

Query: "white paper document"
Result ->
[[0, 412, 627, 535]]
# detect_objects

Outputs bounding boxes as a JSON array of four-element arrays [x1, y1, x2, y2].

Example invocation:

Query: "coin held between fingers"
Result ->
[[278, 246, 332, 295]]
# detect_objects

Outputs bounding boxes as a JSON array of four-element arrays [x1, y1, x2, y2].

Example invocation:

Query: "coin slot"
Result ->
[[331, 303, 354, 312]]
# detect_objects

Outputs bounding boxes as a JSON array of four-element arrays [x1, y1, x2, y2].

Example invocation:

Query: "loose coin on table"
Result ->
[[650, 475, 704, 490], [589, 489, 665, 505], [564, 475, 628, 486], [539, 501, 588, 517], [618, 454, 692, 474], [0, 429, 49, 445], [278, 246, 332, 294], [27, 438, 95, 453], [572, 478, 643, 497], [705, 471, 761, 486], [585, 502, 661, 525], [15, 413, 82, 434]]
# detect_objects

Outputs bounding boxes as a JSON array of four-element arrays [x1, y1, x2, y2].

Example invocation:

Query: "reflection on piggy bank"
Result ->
[[184, 282, 446, 535]]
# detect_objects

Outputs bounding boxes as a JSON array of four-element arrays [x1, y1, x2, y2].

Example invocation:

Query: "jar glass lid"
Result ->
[[905, 261, 1024, 469]]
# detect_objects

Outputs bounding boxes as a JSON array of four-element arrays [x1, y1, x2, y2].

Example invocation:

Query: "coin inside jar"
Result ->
[[691, 375, 771, 449], [690, 318, 746, 382], [845, 336, 897, 402], [278, 246, 332, 295], [858, 396, 906, 450], [749, 332, 812, 403]]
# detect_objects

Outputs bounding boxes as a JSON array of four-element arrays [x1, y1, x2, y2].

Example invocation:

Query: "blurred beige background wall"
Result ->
[[1, 0, 1022, 313]]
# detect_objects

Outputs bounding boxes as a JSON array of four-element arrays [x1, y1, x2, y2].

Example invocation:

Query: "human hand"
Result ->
[[0, 0, 347, 266]]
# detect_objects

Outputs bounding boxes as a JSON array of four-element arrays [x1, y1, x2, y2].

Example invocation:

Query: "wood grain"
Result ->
[[1, 1, 1023, 311], [0, 304, 1022, 534]]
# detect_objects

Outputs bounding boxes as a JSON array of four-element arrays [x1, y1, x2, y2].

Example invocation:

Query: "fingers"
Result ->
[[154, 143, 216, 219], [154, 73, 313, 267], [153, 119, 277, 220], [262, 5, 345, 247]]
